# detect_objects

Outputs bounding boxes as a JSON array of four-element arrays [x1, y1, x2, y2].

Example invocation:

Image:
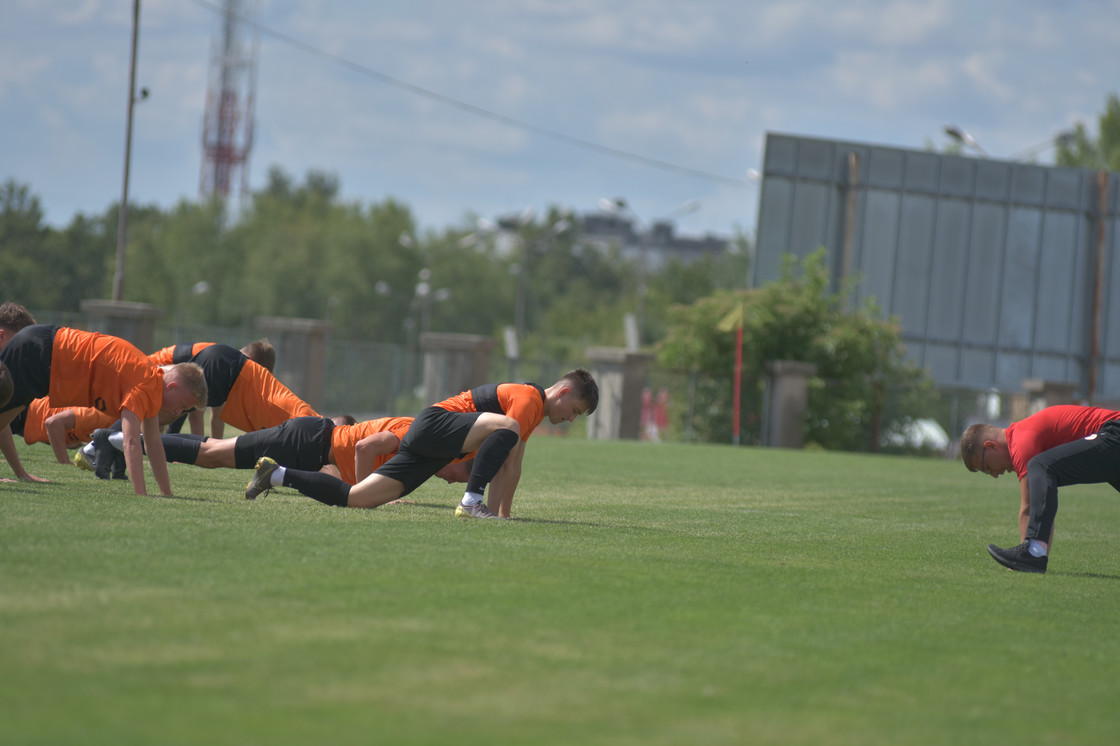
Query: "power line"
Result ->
[[185, 0, 753, 188]]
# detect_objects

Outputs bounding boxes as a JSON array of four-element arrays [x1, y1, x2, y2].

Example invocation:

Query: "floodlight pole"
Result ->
[[113, 0, 141, 302]]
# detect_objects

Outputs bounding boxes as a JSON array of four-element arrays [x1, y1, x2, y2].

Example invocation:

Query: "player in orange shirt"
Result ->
[[244, 369, 598, 518], [8, 397, 115, 463], [81, 341, 317, 478], [147, 341, 311, 438], [0, 317, 207, 496], [96, 413, 471, 486]]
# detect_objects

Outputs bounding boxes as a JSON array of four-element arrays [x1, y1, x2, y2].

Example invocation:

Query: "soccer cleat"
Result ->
[[73, 450, 96, 473], [987, 541, 1048, 574], [454, 501, 499, 519], [89, 428, 114, 480], [245, 457, 279, 500]]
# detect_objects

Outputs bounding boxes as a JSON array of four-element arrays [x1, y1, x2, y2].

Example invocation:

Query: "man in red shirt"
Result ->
[[245, 369, 599, 518], [960, 404, 1120, 573]]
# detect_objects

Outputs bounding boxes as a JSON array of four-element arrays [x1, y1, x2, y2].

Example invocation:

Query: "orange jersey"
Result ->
[[18, 397, 115, 446], [220, 359, 319, 432], [148, 342, 214, 366], [330, 416, 414, 484], [436, 383, 546, 442], [49, 327, 163, 420]]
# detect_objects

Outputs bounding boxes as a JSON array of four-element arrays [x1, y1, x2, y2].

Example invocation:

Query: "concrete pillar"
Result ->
[[764, 360, 818, 449], [419, 332, 496, 403], [79, 299, 164, 353], [585, 346, 654, 440], [252, 316, 334, 411], [1021, 378, 1080, 415]]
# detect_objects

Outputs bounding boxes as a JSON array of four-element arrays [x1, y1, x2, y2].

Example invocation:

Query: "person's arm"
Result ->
[[142, 413, 173, 496], [0, 408, 48, 482], [44, 409, 77, 464], [187, 409, 206, 437], [208, 404, 225, 439], [352, 431, 400, 483], [120, 409, 149, 496], [487, 439, 525, 518]]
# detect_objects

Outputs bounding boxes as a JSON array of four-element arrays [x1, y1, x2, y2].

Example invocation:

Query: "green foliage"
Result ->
[[658, 249, 935, 450], [1, 169, 750, 370], [1055, 91, 1120, 171]]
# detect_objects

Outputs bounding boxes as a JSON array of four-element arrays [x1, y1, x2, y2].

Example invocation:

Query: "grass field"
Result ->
[[1, 436, 1118, 745]]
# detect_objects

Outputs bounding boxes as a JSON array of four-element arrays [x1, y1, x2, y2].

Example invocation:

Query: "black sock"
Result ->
[[160, 434, 206, 464], [283, 468, 351, 507], [466, 428, 519, 495]]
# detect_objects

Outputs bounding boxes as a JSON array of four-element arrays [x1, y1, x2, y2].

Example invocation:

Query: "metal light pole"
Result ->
[[114, 0, 143, 301]]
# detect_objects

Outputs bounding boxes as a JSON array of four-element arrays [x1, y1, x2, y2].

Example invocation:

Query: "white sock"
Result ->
[[460, 490, 484, 506], [108, 431, 125, 451], [81, 442, 94, 458], [271, 467, 286, 487], [1028, 539, 1049, 557]]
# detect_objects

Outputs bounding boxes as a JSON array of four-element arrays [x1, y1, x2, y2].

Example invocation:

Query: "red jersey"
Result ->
[[330, 416, 414, 485], [1006, 405, 1120, 479], [436, 382, 546, 442]]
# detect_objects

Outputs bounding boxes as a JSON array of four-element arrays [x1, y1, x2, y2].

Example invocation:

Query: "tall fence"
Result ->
[[753, 132, 1120, 404]]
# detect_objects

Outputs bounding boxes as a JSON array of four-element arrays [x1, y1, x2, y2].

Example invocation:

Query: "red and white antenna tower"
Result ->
[[200, 0, 257, 204]]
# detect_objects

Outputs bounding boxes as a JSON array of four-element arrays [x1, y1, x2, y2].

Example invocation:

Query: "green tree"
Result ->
[[657, 249, 934, 450], [0, 180, 50, 305], [1055, 92, 1120, 171]]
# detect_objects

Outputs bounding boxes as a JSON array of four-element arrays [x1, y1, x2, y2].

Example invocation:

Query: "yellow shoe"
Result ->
[[73, 450, 96, 473]]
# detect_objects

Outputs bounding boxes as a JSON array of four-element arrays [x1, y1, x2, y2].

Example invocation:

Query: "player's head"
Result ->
[[240, 339, 276, 373], [332, 414, 358, 426], [546, 368, 599, 424], [0, 360, 13, 411], [0, 302, 36, 351], [161, 362, 209, 418], [960, 423, 1009, 477]]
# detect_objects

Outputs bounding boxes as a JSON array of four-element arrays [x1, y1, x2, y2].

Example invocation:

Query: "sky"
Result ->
[[2, 0, 1118, 241]]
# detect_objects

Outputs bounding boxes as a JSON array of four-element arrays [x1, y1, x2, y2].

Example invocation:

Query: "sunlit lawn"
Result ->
[[2, 436, 1117, 745]]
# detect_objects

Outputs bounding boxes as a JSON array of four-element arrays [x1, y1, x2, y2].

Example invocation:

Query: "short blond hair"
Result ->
[[166, 362, 209, 408]]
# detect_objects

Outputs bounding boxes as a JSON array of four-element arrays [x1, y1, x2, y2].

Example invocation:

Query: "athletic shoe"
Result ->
[[454, 501, 499, 519], [90, 428, 114, 480], [987, 541, 1048, 574], [73, 450, 96, 473], [245, 457, 279, 500]]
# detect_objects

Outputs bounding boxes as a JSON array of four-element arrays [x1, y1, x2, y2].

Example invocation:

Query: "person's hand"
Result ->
[[19, 472, 50, 484]]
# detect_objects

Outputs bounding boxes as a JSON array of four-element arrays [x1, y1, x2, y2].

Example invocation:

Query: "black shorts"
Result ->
[[374, 406, 480, 496], [234, 416, 334, 470]]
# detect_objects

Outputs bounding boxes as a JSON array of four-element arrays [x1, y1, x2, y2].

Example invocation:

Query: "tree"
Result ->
[[1055, 92, 1120, 171], [0, 180, 49, 305], [657, 249, 935, 450]]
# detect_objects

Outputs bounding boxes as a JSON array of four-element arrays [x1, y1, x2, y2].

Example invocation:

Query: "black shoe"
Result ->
[[90, 428, 113, 480], [987, 541, 1048, 574], [110, 450, 128, 480]]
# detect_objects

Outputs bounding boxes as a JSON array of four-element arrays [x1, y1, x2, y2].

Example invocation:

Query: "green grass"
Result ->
[[2, 437, 1118, 745]]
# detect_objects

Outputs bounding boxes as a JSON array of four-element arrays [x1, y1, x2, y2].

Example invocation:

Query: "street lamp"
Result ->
[[944, 125, 988, 156], [598, 197, 700, 346]]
